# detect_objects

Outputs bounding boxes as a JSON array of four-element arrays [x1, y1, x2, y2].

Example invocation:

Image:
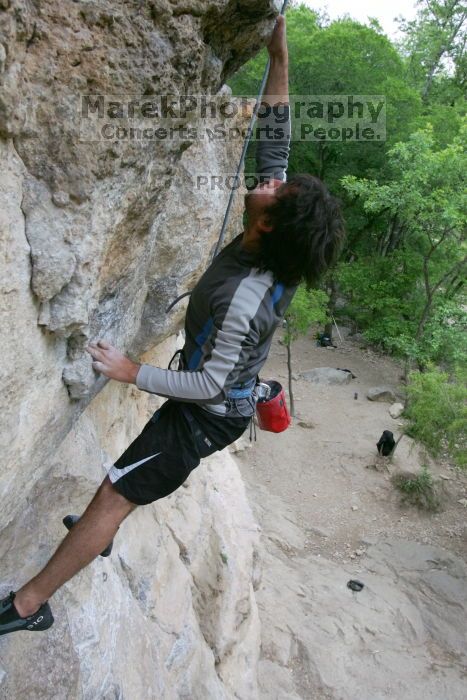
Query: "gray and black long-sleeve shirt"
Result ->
[[136, 104, 297, 418]]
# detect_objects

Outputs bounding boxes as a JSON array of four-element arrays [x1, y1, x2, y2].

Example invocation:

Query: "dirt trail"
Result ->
[[233, 327, 467, 700]]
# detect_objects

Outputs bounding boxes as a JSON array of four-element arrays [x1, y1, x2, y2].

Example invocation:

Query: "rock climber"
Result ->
[[0, 15, 345, 636]]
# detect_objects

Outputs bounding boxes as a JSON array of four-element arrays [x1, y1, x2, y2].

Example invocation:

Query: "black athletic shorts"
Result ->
[[108, 399, 251, 506]]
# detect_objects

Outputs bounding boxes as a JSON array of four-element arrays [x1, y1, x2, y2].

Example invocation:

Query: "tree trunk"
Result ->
[[422, 58, 442, 102], [421, 10, 466, 103], [403, 355, 415, 384], [445, 275, 464, 299], [286, 339, 295, 418], [317, 142, 328, 180], [324, 277, 338, 341], [415, 296, 433, 342], [389, 433, 405, 460]]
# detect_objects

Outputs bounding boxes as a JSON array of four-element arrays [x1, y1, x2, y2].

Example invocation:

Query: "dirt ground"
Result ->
[[233, 327, 467, 699], [235, 327, 467, 563]]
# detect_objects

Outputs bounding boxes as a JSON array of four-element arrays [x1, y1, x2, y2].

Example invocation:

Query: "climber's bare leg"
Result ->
[[12, 476, 136, 617]]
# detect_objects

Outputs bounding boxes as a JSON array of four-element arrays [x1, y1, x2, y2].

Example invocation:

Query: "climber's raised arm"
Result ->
[[263, 15, 289, 107], [255, 15, 290, 184]]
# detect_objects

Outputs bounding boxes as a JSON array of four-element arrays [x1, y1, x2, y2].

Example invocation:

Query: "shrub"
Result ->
[[391, 466, 441, 511], [404, 366, 466, 468]]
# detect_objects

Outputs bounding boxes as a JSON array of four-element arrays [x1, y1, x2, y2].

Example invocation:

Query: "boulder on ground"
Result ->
[[389, 402, 404, 419], [229, 435, 253, 453], [367, 386, 396, 402], [300, 368, 352, 385]]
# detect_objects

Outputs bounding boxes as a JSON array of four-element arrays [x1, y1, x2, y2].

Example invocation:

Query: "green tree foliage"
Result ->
[[338, 121, 466, 368], [395, 1, 466, 149], [283, 286, 329, 345], [391, 465, 441, 510], [227, 7, 420, 190], [396, 0, 466, 103], [287, 18, 419, 159], [226, 5, 466, 465], [404, 366, 467, 468]]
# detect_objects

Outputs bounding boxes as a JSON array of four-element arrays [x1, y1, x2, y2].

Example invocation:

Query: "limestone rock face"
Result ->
[[254, 492, 467, 700], [0, 336, 262, 699], [0, 339, 262, 698], [0, 1, 281, 695], [0, 0, 280, 508], [1, 0, 280, 394]]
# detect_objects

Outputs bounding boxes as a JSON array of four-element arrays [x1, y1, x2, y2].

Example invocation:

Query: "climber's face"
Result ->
[[244, 178, 285, 229]]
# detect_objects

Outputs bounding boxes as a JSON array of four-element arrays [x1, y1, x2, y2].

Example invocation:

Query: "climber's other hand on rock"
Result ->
[[85, 340, 141, 384]]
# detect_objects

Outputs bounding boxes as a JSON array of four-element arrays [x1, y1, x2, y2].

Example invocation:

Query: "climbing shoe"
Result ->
[[63, 515, 114, 557], [0, 591, 54, 636]]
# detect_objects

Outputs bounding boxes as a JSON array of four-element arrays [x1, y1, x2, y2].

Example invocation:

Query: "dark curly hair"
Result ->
[[252, 174, 346, 289]]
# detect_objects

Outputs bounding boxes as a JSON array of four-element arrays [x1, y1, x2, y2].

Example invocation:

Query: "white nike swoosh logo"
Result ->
[[107, 452, 162, 483]]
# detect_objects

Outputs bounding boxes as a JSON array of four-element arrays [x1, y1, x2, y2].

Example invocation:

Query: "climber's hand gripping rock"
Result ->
[[85, 340, 140, 384], [267, 14, 287, 61]]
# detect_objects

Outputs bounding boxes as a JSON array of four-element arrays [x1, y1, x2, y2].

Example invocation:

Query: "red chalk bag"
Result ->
[[255, 380, 292, 433]]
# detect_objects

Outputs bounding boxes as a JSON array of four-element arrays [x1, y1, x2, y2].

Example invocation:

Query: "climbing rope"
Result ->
[[165, 0, 290, 314]]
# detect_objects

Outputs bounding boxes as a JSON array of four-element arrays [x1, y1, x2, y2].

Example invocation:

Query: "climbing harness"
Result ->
[[167, 352, 291, 440]]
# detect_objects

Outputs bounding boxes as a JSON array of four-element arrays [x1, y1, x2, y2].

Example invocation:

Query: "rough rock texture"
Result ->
[[0, 1, 282, 696], [0, 0, 281, 513], [367, 386, 397, 402], [300, 368, 353, 386], [1, 0, 281, 387], [389, 402, 405, 419], [0, 337, 261, 699], [250, 489, 467, 700]]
